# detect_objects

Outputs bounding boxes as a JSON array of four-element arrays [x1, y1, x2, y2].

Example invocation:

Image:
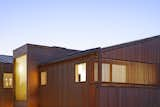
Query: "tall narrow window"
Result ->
[[3, 73, 13, 88], [75, 63, 86, 82], [15, 55, 27, 101], [112, 64, 126, 83], [94, 63, 98, 81], [41, 72, 47, 85], [102, 63, 110, 82]]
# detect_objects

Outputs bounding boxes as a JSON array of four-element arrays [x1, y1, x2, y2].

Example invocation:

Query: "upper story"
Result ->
[[38, 35, 160, 86], [1, 35, 160, 91]]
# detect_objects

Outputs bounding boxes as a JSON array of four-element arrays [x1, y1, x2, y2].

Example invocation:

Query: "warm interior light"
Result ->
[[18, 64, 24, 73], [75, 63, 86, 82], [3, 73, 13, 88], [15, 55, 27, 101], [41, 72, 47, 85]]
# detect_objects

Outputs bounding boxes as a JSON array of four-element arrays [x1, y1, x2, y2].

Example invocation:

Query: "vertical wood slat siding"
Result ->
[[13, 44, 78, 107], [99, 86, 160, 107], [39, 55, 96, 107], [102, 38, 160, 85], [102, 38, 160, 64], [0, 63, 13, 107], [27, 45, 77, 107], [99, 38, 160, 107]]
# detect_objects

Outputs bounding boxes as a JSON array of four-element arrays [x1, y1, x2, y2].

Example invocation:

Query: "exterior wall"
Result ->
[[102, 38, 160, 84], [100, 37, 160, 107], [0, 63, 13, 107], [39, 43, 160, 107], [102, 37, 160, 64], [9, 37, 160, 107], [39, 55, 97, 107], [99, 86, 160, 107], [27, 45, 77, 107], [13, 44, 77, 107]]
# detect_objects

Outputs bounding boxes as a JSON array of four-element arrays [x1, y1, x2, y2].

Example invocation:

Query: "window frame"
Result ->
[[3, 73, 13, 88], [75, 62, 87, 83], [101, 62, 127, 83], [101, 63, 111, 82], [111, 64, 127, 83], [41, 71, 47, 86]]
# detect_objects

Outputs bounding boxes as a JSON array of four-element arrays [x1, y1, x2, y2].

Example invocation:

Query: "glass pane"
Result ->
[[15, 55, 27, 101], [112, 64, 126, 83], [75, 63, 86, 82], [41, 72, 47, 85], [102, 63, 110, 82], [3, 73, 13, 88], [94, 63, 98, 81]]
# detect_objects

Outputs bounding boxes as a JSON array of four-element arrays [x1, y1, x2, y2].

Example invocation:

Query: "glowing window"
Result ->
[[41, 72, 47, 85], [112, 64, 126, 83], [15, 55, 27, 101], [102, 63, 110, 82], [3, 73, 13, 88], [75, 63, 86, 82]]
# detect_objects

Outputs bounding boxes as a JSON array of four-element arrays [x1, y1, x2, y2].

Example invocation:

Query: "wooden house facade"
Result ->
[[0, 55, 13, 107], [0, 35, 160, 107], [38, 36, 160, 107]]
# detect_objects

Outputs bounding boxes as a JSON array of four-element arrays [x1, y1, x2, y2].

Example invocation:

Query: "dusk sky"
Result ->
[[0, 0, 160, 55]]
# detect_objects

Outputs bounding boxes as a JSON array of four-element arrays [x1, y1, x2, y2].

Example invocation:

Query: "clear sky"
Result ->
[[0, 0, 160, 55]]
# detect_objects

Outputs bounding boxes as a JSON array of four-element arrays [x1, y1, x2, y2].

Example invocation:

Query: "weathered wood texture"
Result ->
[[0, 63, 13, 107], [99, 86, 160, 107]]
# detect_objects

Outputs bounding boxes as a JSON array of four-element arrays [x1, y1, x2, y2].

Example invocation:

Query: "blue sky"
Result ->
[[0, 0, 160, 55]]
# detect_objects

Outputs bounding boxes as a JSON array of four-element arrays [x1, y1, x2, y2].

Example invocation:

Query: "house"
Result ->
[[0, 35, 160, 107], [0, 55, 13, 107]]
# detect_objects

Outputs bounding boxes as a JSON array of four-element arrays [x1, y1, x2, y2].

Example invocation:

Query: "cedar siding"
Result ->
[[0, 62, 13, 107], [39, 36, 160, 107], [13, 44, 78, 107], [1, 35, 160, 107], [39, 55, 97, 107]]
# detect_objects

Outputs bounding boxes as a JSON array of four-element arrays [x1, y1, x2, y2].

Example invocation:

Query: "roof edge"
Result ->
[[103, 35, 160, 51], [39, 47, 101, 67]]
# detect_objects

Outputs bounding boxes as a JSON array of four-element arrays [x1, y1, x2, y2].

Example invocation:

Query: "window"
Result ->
[[94, 63, 98, 81], [41, 72, 47, 85], [101, 63, 127, 83], [3, 73, 13, 88], [75, 63, 86, 82], [15, 55, 27, 101], [112, 64, 126, 83], [102, 63, 110, 82]]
